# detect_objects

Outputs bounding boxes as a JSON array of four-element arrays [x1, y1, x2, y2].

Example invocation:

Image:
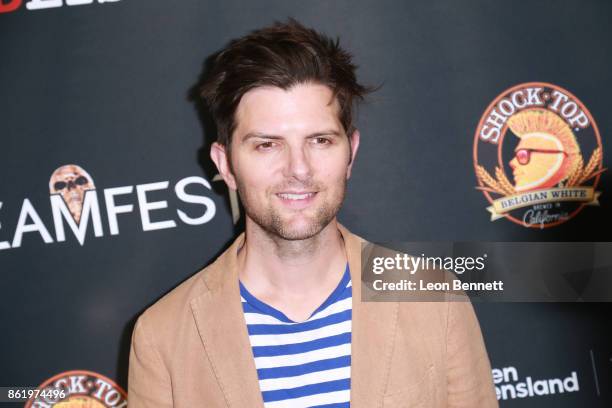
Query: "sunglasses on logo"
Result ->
[[514, 148, 567, 165], [54, 176, 89, 191]]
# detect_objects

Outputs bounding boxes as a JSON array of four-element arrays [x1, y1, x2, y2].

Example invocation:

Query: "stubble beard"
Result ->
[[236, 177, 347, 241]]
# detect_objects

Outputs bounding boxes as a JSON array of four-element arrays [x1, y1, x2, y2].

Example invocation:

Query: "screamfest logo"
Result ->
[[49, 165, 96, 224], [474, 82, 605, 228], [0, 164, 217, 251], [25, 370, 127, 408]]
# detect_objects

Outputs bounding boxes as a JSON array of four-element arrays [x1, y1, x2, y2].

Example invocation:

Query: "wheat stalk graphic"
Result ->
[[566, 147, 606, 186], [476, 165, 515, 196]]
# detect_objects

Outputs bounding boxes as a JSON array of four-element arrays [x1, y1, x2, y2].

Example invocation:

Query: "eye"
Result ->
[[256, 141, 276, 151], [54, 181, 67, 190], [312, 137, 331, 145], [75, 176, 88, 185]]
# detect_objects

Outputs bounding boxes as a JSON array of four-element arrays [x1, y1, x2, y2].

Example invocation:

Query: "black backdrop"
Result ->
[[1, 1, 611, 406]]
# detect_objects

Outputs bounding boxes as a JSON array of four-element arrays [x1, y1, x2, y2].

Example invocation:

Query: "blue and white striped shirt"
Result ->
[[239, 264, 352, 408]]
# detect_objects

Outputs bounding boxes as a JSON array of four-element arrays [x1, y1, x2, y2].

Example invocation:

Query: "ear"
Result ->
[[346, 129, 360, 179], [210, 142, 237, 190]]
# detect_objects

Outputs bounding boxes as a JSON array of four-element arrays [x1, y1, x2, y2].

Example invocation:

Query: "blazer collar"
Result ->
[[189, 223, 398, 407]]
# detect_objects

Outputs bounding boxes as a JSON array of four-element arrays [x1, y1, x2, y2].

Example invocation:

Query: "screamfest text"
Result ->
[[0, 174, 217, 251]]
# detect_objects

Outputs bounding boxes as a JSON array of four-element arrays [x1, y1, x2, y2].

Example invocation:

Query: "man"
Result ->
[[129, 19, 498, 407]]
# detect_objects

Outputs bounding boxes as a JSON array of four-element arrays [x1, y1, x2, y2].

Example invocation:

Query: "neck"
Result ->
[[237, 218, 347, 299]]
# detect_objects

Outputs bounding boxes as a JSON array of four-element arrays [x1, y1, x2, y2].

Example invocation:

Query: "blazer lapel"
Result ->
[[188, 223, 398, 408], [190, 233, 265, 408], [339, 224, 399, 408]]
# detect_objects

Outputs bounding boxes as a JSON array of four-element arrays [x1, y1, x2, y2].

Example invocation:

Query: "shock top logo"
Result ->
[[473, 82, 605, 228], [25, 370, 127, 408]]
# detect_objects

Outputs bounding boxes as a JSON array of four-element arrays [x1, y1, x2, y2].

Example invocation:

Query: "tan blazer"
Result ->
[[128, 224, 498, 407]]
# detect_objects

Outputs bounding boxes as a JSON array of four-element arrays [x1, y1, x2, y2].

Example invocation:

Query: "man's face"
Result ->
[[509, 133, 565, 192], [211, 83, 359, 240]]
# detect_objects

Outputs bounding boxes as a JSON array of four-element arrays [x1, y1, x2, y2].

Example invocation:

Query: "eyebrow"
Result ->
[[241, 130, 342, 143]]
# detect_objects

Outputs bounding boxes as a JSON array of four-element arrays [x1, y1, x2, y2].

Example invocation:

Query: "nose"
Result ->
[[509, 157, 517, 170], [284, 144, 312, 181]]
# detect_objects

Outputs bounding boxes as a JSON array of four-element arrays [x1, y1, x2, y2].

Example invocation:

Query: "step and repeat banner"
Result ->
[[1, 1, 611, 406]]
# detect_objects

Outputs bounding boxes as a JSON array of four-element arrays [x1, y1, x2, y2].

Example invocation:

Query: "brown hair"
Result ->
[[200, 18, 371, 148]]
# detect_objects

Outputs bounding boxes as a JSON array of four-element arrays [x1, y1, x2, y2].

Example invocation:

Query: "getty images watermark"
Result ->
[[361, 242, 612, 302], [371, 251, 503, 293]]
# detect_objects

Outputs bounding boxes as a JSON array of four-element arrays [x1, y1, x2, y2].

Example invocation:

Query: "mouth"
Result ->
[[275, 191, 318, 208]]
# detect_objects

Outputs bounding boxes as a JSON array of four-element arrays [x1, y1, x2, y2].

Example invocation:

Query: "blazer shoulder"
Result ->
[[137, 263, 212, 331], [135, 233, 244, 334]]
